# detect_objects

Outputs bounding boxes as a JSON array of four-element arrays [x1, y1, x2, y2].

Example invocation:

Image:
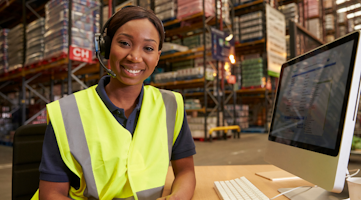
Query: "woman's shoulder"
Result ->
[[47, 86, 97, 106]]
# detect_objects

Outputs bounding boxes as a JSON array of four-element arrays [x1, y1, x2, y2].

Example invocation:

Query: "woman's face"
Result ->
[[109, 18, 161, 86]]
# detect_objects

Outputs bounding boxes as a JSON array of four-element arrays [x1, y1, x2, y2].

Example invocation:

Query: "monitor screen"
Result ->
[[269, 34, 359, 156]]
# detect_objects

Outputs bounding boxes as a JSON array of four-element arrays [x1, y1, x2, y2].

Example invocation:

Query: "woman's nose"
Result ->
[[126, 48, 142, 63]]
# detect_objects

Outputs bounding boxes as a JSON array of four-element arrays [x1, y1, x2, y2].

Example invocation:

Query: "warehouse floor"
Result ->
[[1, 133, 361, 200]]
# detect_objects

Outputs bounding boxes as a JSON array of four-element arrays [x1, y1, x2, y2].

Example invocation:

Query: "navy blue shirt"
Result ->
[[39, 76, 196, 186]]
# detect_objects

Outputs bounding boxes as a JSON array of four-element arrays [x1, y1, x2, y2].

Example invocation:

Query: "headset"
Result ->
[[94, 7, 120, 78], [94, 5, 165, 78]]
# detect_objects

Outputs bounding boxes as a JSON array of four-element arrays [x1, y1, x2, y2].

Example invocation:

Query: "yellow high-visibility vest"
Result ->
[[31, 85, 184, 200]]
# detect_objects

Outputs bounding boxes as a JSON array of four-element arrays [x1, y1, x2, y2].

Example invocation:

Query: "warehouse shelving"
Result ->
[[233, 0, 276, 131], [0, 0, 105, 143], [288, 20, 324, 58], [154, 0, 238, 141], [154, 0, 280, 138]]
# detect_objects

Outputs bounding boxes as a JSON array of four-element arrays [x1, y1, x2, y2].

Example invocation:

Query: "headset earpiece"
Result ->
[[103, 35, 112, 59]]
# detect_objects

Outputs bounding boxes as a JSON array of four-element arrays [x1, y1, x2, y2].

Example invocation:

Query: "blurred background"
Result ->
[[1, 0, 361, 199]]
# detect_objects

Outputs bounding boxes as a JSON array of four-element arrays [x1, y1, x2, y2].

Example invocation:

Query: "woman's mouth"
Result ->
[[121, 65, 143, 76], [125, 68, 141, 74]]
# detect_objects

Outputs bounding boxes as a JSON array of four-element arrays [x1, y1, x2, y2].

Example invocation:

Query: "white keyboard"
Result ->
[[214, 176, 270, 200]]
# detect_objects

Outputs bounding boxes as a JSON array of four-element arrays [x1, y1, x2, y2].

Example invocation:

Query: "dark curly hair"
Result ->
[[106, 6, 165, 50]]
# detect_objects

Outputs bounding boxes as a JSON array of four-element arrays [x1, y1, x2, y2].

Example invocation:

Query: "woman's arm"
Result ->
[[158, 156, 196, 200], [39, 180, 71, 200]]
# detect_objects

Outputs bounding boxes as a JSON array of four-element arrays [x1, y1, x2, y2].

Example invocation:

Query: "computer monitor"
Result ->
[[265, 31, 361, 194]]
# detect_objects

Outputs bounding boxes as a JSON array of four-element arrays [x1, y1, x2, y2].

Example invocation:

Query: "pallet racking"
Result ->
[[0, 0, 105, 144]]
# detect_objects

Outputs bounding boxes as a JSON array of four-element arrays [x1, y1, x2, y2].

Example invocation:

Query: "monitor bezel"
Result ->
[[268, 31, 360, 157]]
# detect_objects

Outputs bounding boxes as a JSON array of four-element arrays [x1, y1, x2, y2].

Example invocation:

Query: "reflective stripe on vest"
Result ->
[[59, 95, 99, 199], [56, 87, 179, 200], [159, 89, 177, 161]]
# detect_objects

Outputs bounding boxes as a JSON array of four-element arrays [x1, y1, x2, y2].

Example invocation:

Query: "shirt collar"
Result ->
[[96, 75, 144, 112]]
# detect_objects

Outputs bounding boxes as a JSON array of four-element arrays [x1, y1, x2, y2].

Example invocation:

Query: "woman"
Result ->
[[33, 6, 196, 200]]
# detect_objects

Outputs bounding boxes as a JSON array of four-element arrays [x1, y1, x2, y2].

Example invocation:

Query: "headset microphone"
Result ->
[[95, 33, 116, 78]]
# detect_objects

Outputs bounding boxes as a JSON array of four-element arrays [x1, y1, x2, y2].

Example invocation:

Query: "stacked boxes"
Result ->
[[239, 11, 263, 43], [155, 0, 177, 21], [216, 0, 231, 24], [172, 59, 194, 70], [224, 104, 249, 129], [93, 4, 100, 42], [241, 58, 264, 88], [338, 12, 346, 24], [304, 0, 321, 39], [234, 17, 240, 42], [139, 0, 151, 10], [194, 55, 215, 66], [187, 115, 232, 138], [325, 14, 334, 43], [339, 25, 347, 37], [154, 71, 177, 83], [326, 35, 335, 43], [185, 99, 202, 110], [8, 24, 24, 72], [199, 32, 212, 49], [234, 58, 242, 86], [304, 0, 319, 18], [187, 117, 216, 138], [177, 66, 213, 80], [25, 18, 45, 65], [0, 29, 8, 74], [279, 3, 298, 27], [348, 20, 354, 33], [44, 0, 100, 59], [176, 31, 211, 50], [307, 18, 321, 39], [153, 66, 214, 83], [168, 37, 181, 45], [183, 35, 201, 49], [323, 0, 333, 9], [325, 14, 334, 31], [177, 0, 214, 20], [162, 42, 189, 54], [338, 12, 346, 37]]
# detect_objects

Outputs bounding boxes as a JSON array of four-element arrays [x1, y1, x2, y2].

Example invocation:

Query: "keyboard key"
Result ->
[[221, 181, 238, 200]]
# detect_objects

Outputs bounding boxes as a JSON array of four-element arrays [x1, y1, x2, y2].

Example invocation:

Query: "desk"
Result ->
[[163, 165, 314, 200]]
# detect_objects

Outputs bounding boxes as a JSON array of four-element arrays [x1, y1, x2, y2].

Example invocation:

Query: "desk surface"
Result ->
[[163, 165, 314, 200]]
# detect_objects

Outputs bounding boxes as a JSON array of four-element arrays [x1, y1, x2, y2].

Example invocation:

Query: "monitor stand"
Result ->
[[278, 186, 349, 200]]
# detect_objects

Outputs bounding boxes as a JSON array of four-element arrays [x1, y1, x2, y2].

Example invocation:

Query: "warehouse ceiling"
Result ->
[[0, 0, 48, 29]]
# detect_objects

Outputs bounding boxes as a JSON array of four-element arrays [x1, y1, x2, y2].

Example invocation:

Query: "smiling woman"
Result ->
[[32, 5, 196, 200], [108, 18, 161, 87]]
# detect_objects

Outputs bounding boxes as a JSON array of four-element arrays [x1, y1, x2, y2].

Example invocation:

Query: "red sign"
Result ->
[[227, 75, 236, 84], [69, 46, 93, 63]]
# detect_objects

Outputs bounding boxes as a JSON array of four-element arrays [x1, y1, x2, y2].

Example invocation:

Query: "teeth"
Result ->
[[125, 68, 141, 74]]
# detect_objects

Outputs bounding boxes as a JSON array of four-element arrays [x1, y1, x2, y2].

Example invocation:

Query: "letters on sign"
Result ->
[[69, 46, 93, 63]]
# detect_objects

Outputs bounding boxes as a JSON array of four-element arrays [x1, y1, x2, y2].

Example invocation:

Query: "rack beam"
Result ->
[[163, 12, 204, 27], [234, 0, 264, 10]]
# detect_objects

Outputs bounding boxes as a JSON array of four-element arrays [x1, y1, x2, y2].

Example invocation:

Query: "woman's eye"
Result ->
[[145, 47, 154, 52], [119, 41, 130, 46]]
